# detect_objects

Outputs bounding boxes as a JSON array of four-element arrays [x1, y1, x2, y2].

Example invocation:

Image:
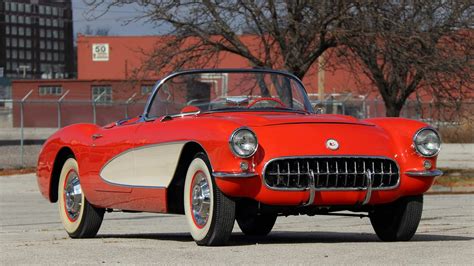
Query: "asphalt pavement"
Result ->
[[1, 174, 473, 264]]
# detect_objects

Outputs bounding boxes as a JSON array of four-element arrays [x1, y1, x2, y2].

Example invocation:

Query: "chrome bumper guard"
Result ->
[[405, 169, 443, 177], [304, 169, 375, 206]]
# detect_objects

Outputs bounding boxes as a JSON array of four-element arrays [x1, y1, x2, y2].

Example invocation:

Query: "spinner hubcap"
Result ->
[[190, 171, 211, 227], [64, 170, 82, 221]]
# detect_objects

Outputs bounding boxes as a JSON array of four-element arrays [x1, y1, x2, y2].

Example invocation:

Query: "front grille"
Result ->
[[263, 157, 399, 190]]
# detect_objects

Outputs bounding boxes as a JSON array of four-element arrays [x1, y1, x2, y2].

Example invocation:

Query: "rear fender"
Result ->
[[36, 124, 100, 202]]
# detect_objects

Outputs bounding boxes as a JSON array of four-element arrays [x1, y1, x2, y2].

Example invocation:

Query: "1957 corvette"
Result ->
[[36, 69, 442, 246]]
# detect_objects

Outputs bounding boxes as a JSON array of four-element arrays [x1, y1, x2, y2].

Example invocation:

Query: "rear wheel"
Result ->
[[58, 158, 104, 238], [184, 153, 235, 246], [237, 213, 277, 236], [369, 195, 423, 241]]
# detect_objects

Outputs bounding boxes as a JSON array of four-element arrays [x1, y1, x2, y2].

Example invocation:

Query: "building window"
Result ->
[[19, 39, 24, 47], [40, 40, 45, 49], [39, 5, 45, 14], [25, 16, 31, 24], [19, 16, 24, 24], [5, 15, 10, 23], [141, 85, 154, 95], [92, 86, 113, 103], [39, 17, 45, 26], [25, 4, 31, 13], [39, 86, 63, 96], [26, 40, 31, 48]]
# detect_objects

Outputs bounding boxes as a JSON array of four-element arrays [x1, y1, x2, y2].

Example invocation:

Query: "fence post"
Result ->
[[125, 93, 136, 119], [57, 90, 69, 128], [92, 91, 106, 124], [20, 90, 33, 167]]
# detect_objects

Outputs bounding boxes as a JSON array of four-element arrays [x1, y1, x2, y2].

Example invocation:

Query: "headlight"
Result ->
[[229, 127, 258, 158], [413, 128, 441, 157]]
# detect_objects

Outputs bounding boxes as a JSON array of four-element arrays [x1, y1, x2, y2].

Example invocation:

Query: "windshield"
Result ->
[[146, 70, 313, 119]]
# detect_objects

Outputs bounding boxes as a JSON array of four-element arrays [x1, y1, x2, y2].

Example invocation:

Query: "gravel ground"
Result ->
[[0, 174, 473, 264], [0, 145, 42, 169]]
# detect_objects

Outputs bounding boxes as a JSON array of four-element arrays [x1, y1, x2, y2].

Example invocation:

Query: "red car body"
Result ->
[[37, 113, 438, 210], [36, 69, 442, 245]]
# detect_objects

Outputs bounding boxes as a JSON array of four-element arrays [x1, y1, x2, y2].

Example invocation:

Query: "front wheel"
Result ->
[[369, 195, 423, 241], [184, 153, 235, 246], [58, 158, 105, 238], [237, 213, 277, 236]]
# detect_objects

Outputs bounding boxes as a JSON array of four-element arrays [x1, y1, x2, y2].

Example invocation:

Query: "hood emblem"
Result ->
[[326, 139, 339, 150]]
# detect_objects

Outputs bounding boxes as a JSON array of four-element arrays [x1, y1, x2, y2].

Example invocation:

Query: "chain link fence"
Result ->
[[0, 96, 473, 168]]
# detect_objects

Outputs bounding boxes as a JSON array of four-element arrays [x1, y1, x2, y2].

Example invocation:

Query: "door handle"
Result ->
[[92, 134, 103, 140]]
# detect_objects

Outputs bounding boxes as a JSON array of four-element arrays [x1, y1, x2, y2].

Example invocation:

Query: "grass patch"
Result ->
[[435, 168, 474, 187], [0, 167, 36, 176]]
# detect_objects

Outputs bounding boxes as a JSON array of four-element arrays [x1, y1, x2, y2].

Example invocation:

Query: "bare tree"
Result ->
[[80, 24, 111, 36], [84, 0, 354, 79], [337, 0, 473, 117]]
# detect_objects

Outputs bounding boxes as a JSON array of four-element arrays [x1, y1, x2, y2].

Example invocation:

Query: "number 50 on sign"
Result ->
[[92, 44, 109, 61]]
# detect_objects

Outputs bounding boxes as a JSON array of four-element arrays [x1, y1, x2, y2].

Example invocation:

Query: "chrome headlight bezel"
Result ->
[[229, 127, 258, 158], [413, 127, 441, 157]]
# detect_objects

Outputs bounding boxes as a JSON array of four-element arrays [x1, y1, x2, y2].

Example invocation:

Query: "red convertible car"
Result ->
[[36, 69, 442, 246]]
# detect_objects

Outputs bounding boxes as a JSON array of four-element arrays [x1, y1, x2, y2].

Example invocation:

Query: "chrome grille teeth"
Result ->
[[264, 157, 399, 190]]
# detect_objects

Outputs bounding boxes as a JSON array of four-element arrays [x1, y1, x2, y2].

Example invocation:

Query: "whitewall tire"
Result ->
[[58, 158, 104, 238], [184, 153, 235, 246]]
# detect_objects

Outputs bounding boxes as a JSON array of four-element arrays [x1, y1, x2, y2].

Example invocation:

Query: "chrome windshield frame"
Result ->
[[142, 68, 314, 121]]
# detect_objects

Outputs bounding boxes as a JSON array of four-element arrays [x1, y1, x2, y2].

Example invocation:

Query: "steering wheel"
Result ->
[[247, 97, 286, 108]]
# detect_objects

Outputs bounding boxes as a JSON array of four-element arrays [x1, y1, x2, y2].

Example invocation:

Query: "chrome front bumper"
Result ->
[[405, 169, 443, 177]]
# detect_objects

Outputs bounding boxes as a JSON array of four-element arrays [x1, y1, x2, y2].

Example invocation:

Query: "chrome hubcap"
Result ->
[[64, 171, 82, 221], [191, 172, 211, 227]]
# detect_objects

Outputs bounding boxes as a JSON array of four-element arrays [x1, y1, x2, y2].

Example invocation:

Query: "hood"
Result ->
[[200, 112, 373, 127]]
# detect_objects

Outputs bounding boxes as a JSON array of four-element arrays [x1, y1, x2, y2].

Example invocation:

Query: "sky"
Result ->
[[72, 0, 162, 36]]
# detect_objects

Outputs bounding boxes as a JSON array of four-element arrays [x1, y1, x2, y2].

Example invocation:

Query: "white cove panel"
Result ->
[[100, 142, 186, 188]]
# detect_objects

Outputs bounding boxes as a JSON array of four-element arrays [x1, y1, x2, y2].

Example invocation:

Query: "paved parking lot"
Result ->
[[1, 174, 473, 264]]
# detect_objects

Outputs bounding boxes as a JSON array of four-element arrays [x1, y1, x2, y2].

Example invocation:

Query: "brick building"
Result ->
[[11, 35, 371, 127]]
